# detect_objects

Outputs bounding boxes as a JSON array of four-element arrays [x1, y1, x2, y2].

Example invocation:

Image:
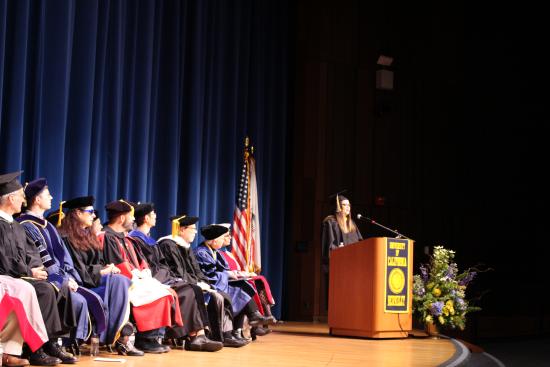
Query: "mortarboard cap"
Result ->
[[64, 196, 95, 210], [329, 189, 348, 212], [134, 203, 155, 218], [201, 224, 229, 240], [105, 200, 134, 214], [169, 215, 199, 227], [23, 178, 48, 202], [0, 171, 23, 196], [169, 214, 199, 237]]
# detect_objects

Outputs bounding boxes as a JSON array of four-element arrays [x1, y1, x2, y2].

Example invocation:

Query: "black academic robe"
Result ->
[[321, 215, 363, 269], [0, 217, 75, 337], [63, 236, 132, 346], [157, 236, 234, 341], [157, 237, 210, 285], [64, 240, 106, 289], [128, 232, 208, 337]]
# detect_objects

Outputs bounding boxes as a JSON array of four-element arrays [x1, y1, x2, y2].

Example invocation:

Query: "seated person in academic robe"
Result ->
[[0, 171, 78, 365], [56, 196, 141, 356], [1, 275, 58, 367], [218, 223, 277, 336], [128, 204, 227, 351], [17, 180, 107, 356], [194, 225, 274, 340], [321, 194, 362, 271], [98, 200, 182, 354], [147, 215, 248, 348]]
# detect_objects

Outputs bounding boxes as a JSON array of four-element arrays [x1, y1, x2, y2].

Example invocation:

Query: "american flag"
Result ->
[[231, 138, 261, 272]]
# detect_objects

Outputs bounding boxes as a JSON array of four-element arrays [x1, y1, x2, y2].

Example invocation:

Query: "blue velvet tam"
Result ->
[[24, 178, 47, 201], [201, 224, 229, 240]]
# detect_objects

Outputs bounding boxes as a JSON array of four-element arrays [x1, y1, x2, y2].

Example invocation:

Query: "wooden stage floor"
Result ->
[[73, 322, 462, 367]]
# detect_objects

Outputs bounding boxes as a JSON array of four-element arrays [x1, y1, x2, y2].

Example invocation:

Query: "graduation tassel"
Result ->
[[172, 215, 186, 237], [57, 201, 66, 227], [118, 199, 135, 217]]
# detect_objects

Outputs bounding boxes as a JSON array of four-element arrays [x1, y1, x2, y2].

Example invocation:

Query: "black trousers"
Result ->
[[206, 291, 234, 341], [28, 280, 75, 338], [165, 282, 208, 338]]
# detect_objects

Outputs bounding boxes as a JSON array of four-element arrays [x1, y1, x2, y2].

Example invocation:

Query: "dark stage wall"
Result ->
[[285, 0, 549, 340]]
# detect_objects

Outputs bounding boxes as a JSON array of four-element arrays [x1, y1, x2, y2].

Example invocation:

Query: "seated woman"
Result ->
[[194, 225, 274, 340], [217, 224, 277, 335], [58, 196, 143, 356]]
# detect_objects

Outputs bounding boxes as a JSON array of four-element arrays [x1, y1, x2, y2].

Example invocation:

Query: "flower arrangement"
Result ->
[[413, 246, 480, 330]]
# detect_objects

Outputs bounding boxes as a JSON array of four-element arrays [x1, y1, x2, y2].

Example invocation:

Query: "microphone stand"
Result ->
[[358, 215, 413, 241]]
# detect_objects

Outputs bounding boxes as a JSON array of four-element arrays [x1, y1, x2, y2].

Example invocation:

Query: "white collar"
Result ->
[[0, 209, 14, 223], [26, 210, 45, 219], [158, 234, 190, 249]]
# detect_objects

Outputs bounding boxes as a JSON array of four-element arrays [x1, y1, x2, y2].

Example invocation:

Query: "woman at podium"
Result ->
[[321, 194, 363, 268]]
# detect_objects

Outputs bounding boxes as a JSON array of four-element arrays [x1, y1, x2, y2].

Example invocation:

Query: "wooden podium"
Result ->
[[328, 237, 413, 338]]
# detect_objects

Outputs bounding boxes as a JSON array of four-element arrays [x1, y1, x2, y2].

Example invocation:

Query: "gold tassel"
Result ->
[[57, 201, 66, 227], [172, 215, 186, 237], [119, 199, 134, 216]]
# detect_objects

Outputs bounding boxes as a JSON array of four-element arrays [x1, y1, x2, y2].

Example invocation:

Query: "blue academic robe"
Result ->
[[63, 236, 131, 346], [18, 214, 107, 341], [194, 242, 254, 314]]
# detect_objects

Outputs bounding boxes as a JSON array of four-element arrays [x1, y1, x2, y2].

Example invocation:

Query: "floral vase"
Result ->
[[425, 323, 440, 339]]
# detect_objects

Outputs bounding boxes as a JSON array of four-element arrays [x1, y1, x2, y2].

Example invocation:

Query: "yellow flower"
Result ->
[[445, 300, 455, 315], [442, 306, 449, 316], [425, 315, 433, 323], [438, 316, 445, 325], [432, 288, 441, 297]]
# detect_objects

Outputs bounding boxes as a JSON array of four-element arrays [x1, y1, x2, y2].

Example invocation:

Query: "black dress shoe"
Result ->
[[133, 339, 166, 354], [42, 342, 78, 364], [248, 311, 272, 326], [252, 326, 272, 337], [232, 328, 252, 342], [222, 332, 248, 348], [115, 340, 144, 356], [28, 349, 61, 366], [184, 335, 223, 352]]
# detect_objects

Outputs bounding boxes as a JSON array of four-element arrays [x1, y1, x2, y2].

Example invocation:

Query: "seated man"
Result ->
[[218, 223, 277, 336], [1, 275, 59, 366], [129, 204, 227, 351], [99, 200, 182, 353], [194, 225, 274, 340], [0, 171, 77, 365], [18, 179, 107, 355], [151, 212, 245, 348]]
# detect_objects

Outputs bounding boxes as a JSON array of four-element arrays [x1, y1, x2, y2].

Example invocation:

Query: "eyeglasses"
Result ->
[[80, 209, 95, 214]]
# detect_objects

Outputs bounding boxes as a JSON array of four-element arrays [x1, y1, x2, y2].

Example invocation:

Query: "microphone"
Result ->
[[356, 214, 412, 240], [356, 214, 372, 222]]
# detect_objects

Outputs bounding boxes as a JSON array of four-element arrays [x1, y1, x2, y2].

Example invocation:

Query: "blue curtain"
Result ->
[[0, 0, 289, 317]]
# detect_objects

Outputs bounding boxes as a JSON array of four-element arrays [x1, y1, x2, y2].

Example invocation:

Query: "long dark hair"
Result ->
[[58, 210, 101, 251]]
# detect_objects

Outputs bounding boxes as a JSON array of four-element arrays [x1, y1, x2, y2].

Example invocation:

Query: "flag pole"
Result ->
[[244, 137, 252, 272]]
